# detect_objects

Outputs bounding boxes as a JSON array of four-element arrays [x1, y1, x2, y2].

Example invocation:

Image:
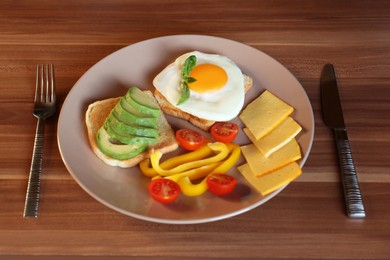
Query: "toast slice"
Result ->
[[154, 74, 253, 131], [85, 91, 178, 168]]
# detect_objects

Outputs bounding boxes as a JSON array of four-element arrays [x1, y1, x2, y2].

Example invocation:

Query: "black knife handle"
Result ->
[[334, 129, 366, 218]]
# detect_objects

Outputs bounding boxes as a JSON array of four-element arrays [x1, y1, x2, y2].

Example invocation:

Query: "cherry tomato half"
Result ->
[[206, 173, 237, 196], [148, 179, 181, 204], [176, 129, 205, 151], [210, 122, 239, 143]]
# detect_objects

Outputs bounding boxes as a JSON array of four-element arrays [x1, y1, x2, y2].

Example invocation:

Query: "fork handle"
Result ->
[[23, 117, 46, 218], [334, 129, 366, 218]]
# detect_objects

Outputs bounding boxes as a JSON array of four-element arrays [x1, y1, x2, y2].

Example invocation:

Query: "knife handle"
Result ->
[[334, 129, 366, 218]]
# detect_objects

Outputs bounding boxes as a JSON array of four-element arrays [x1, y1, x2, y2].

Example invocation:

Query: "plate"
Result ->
[[58, 35, 314, 224]]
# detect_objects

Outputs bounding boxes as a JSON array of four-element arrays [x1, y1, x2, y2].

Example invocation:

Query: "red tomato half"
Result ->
[[176, 129, 205, 151], [206, 173, 237, 196], [210, 122, 239, 143], [148, 179, 181, 204]]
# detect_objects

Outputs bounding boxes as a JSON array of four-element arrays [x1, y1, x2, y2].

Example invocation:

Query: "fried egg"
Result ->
[[153, 51, 245, 121]]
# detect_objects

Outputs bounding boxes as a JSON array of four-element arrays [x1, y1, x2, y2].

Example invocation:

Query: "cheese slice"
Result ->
[[239, 90, 294, 140], [240, 138, 301, 177], [244, 117, 302, 157], [238, 162, 302, 196]]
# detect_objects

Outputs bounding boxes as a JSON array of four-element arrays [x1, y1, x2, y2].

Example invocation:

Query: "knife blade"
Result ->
[[321, 64, 366, 218]]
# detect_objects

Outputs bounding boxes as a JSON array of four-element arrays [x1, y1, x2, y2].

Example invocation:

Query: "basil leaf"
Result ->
[[177, 82, 190, 105], [182, 55, 197, 78], [177, 54, 197, 105], [187, 77, 197, 83]]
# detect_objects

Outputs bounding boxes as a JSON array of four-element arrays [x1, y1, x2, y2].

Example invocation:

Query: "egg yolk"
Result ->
[[188, 64, 228, 93]]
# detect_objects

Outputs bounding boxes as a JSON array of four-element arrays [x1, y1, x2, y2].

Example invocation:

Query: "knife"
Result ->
[[321, 64, 366, 218]]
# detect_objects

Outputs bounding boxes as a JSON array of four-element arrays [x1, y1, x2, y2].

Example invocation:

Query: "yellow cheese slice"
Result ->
[[244, 117, 302, 157], [239, 90, 294, 140], [240, 138, 301, 177], [238, 162, 302, 196]]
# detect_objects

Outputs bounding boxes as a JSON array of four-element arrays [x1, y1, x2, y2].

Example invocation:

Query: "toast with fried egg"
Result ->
[[85, 91, 178, 168], [154, 74, 253, 131]]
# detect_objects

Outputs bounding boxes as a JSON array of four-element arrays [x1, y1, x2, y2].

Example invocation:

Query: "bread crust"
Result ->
[[153, 74, 253, 131], [85, 92, 178, 168]]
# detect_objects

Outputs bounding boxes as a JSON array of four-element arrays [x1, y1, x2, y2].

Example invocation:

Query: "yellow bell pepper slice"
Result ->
[[178, 176, 208, 197], [165, 162, 221, 182], [139, 144, 213, 177], [210, 143, 241, 174], [178, 143, 241, 197], [160, 144, 213, 168], [150, 142, 229, 176], [139, 159, 158, 177], [173, 143, 240, 182]]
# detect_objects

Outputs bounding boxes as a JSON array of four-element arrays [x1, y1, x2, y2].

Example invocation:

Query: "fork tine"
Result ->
[[45, 64, 49, 103], [40, 64, 44, 102], [36, 64, 44, 103], [34, 65, 39, 103], [50, 64, 56, 102]]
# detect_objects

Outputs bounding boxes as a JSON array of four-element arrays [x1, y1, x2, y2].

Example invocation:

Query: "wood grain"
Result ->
[[0, 0, 390, 259]]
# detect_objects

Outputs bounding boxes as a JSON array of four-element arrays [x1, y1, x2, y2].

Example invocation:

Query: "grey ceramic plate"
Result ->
[[57, 35, 314, 224]]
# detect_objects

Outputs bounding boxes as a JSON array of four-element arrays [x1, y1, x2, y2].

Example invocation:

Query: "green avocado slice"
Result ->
[[96, 127, 148, 160], [124, 87, 161, 117], [114, 98, 158, 128], [107, 115, 159, 138], [104, 121, 157, 145]]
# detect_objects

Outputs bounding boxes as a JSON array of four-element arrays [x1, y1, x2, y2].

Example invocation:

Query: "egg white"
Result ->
[[153, 51, 245, 121]]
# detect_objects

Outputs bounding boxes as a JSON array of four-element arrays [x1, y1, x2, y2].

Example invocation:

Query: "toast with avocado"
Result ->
[[85, 87, 178, 168]]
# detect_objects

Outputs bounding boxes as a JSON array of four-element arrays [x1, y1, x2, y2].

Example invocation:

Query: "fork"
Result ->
[[23, 64, 56, 218]]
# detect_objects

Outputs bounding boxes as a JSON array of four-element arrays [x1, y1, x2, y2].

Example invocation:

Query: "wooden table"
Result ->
[[1, 0, 389, 259]]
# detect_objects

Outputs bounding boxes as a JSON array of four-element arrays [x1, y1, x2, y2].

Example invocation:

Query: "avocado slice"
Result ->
[[124, 87, 161, 117], [107, 114, 159, 138], [104, 121, 158, 145], [96, 127, 147, 160], [115, 98, 158, 129]]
